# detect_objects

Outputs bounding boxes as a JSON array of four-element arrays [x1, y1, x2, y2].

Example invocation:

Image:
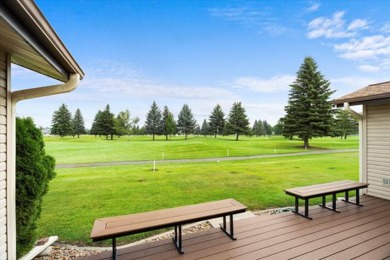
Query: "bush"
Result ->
[[16, 117, 56, 257]]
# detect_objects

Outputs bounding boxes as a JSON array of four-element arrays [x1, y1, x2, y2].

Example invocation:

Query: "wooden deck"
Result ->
[[82, 195, 390, 259]]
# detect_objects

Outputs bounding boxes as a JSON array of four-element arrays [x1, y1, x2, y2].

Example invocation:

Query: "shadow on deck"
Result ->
[[82, 195, 390, 259]]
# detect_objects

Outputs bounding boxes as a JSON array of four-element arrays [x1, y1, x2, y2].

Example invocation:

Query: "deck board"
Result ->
[[82, 195, 390, 260]]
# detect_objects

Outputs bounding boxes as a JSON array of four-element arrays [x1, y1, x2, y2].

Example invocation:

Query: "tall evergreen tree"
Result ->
[[100, 104, 115, 140], [177, 104, 197, 140], [145, 101, 162, 140], [283, 56, 335, 148], [161, 106, 176, 140], [90, 110, 103, 136], [201, 119, 210, 137], [226, 102, 250, 141], [72, 108, 86, 138], [252, 120, 265, 136], [263, 120, 272, 136], [209, 104, 225, 138], [50, 103, 73, 137]]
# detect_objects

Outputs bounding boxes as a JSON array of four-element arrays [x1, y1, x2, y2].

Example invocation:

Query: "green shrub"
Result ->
[[16, 117, 56, 257]]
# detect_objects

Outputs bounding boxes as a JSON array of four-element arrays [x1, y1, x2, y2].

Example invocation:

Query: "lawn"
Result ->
[[43, 135, 358, 164], [37, 151, 359, 246]]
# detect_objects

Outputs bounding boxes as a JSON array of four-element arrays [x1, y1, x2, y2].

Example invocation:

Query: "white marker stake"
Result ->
[[227, 149, 229, 157], [153, 161, 156, 172], [162, 152, 165, 160]]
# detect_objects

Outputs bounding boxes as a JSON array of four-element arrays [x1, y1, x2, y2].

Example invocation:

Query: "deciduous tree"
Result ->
[[333, 109, 358, 139]]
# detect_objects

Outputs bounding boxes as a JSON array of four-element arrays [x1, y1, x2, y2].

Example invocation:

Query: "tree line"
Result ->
[[50, 56, 358, 144]]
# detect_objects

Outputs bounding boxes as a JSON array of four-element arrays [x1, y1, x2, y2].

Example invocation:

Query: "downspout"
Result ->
[[7, 73, 80, 260], [343, 102, 365, 186], [11, 73, 80, 103]]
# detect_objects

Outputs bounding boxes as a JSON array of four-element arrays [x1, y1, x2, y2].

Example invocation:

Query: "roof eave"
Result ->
[[1, 0, 84, 82]]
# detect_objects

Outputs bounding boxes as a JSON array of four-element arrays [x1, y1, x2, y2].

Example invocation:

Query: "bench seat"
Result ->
[[90, 198, 246, 259]]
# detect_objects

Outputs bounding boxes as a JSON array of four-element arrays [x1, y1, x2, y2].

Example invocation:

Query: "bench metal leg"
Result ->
[[292, 197, 312, 220], [112, 237, 117, 260], [319, 193, 340, 213], [172, 225, 184, 254], [220, 214, 237, 240], [342, 189, 364, 207]]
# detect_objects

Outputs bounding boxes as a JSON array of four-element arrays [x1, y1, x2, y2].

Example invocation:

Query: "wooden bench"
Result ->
[[90, 198, 247, 259], [285, 180, 368, 219]]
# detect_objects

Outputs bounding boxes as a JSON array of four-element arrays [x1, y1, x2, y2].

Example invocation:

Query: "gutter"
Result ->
[[11, 73, 80, 104], [343, 102, 363, 120]]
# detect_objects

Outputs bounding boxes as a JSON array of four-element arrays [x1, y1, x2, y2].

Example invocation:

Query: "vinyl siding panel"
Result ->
[[0, 51, 6, 258], [366, 104, 390, 200]]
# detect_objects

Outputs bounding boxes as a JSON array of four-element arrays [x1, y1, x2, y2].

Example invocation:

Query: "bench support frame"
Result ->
[[172, 214, 237, 254], [219, 214, 237, 240], [292, 188, 365, 220]]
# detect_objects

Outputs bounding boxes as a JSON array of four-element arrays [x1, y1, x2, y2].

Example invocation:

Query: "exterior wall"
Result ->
[[366, 103, 390, 200], [0, 50, 8, 259]]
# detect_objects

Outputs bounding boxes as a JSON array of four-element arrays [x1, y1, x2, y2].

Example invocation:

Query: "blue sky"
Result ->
[[12, 0, 390, 128]]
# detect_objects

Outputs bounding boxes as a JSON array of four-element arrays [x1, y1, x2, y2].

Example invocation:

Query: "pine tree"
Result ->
[[209, 104, 225, 138], [177, 104, 197, 140], [90, 110, 103, 136], [100, 104, 115, 140], [161, 106, 176, 140], [226, 102, 250, 141], [72, 108, 86, 138], [263, 120, 272, 136], [201, 119, 210, 137], [252, 120, 265, 136], [50, 103, 73, 137], [283, 56, 335, 148], [145, 101, 162, 140]]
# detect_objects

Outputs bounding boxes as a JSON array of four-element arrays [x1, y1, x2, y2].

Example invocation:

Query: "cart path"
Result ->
[[56, 149, 358, 168]]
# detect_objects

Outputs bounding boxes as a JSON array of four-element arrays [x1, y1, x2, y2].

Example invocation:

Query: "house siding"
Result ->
[[0, 50, 7, 259], [366, 103, 390, 200]]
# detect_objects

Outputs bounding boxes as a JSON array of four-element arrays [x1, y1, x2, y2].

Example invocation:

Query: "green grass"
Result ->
[[44, 135, 358, 164], [37, 151, 358, 246]]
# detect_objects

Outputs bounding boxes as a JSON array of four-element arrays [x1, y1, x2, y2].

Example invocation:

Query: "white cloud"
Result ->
[[232, 75, 295, 93], [307, 11, 368, 39], [380, 22, 390, 33], [347, 19, 368, 31], [78, 60, 239, 104], [307, 2, 320, 12], [208, 6, 286, 36], [334, 35, 390, 60], [357, 65, 380, 72], [245, 102, 286, 125]]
